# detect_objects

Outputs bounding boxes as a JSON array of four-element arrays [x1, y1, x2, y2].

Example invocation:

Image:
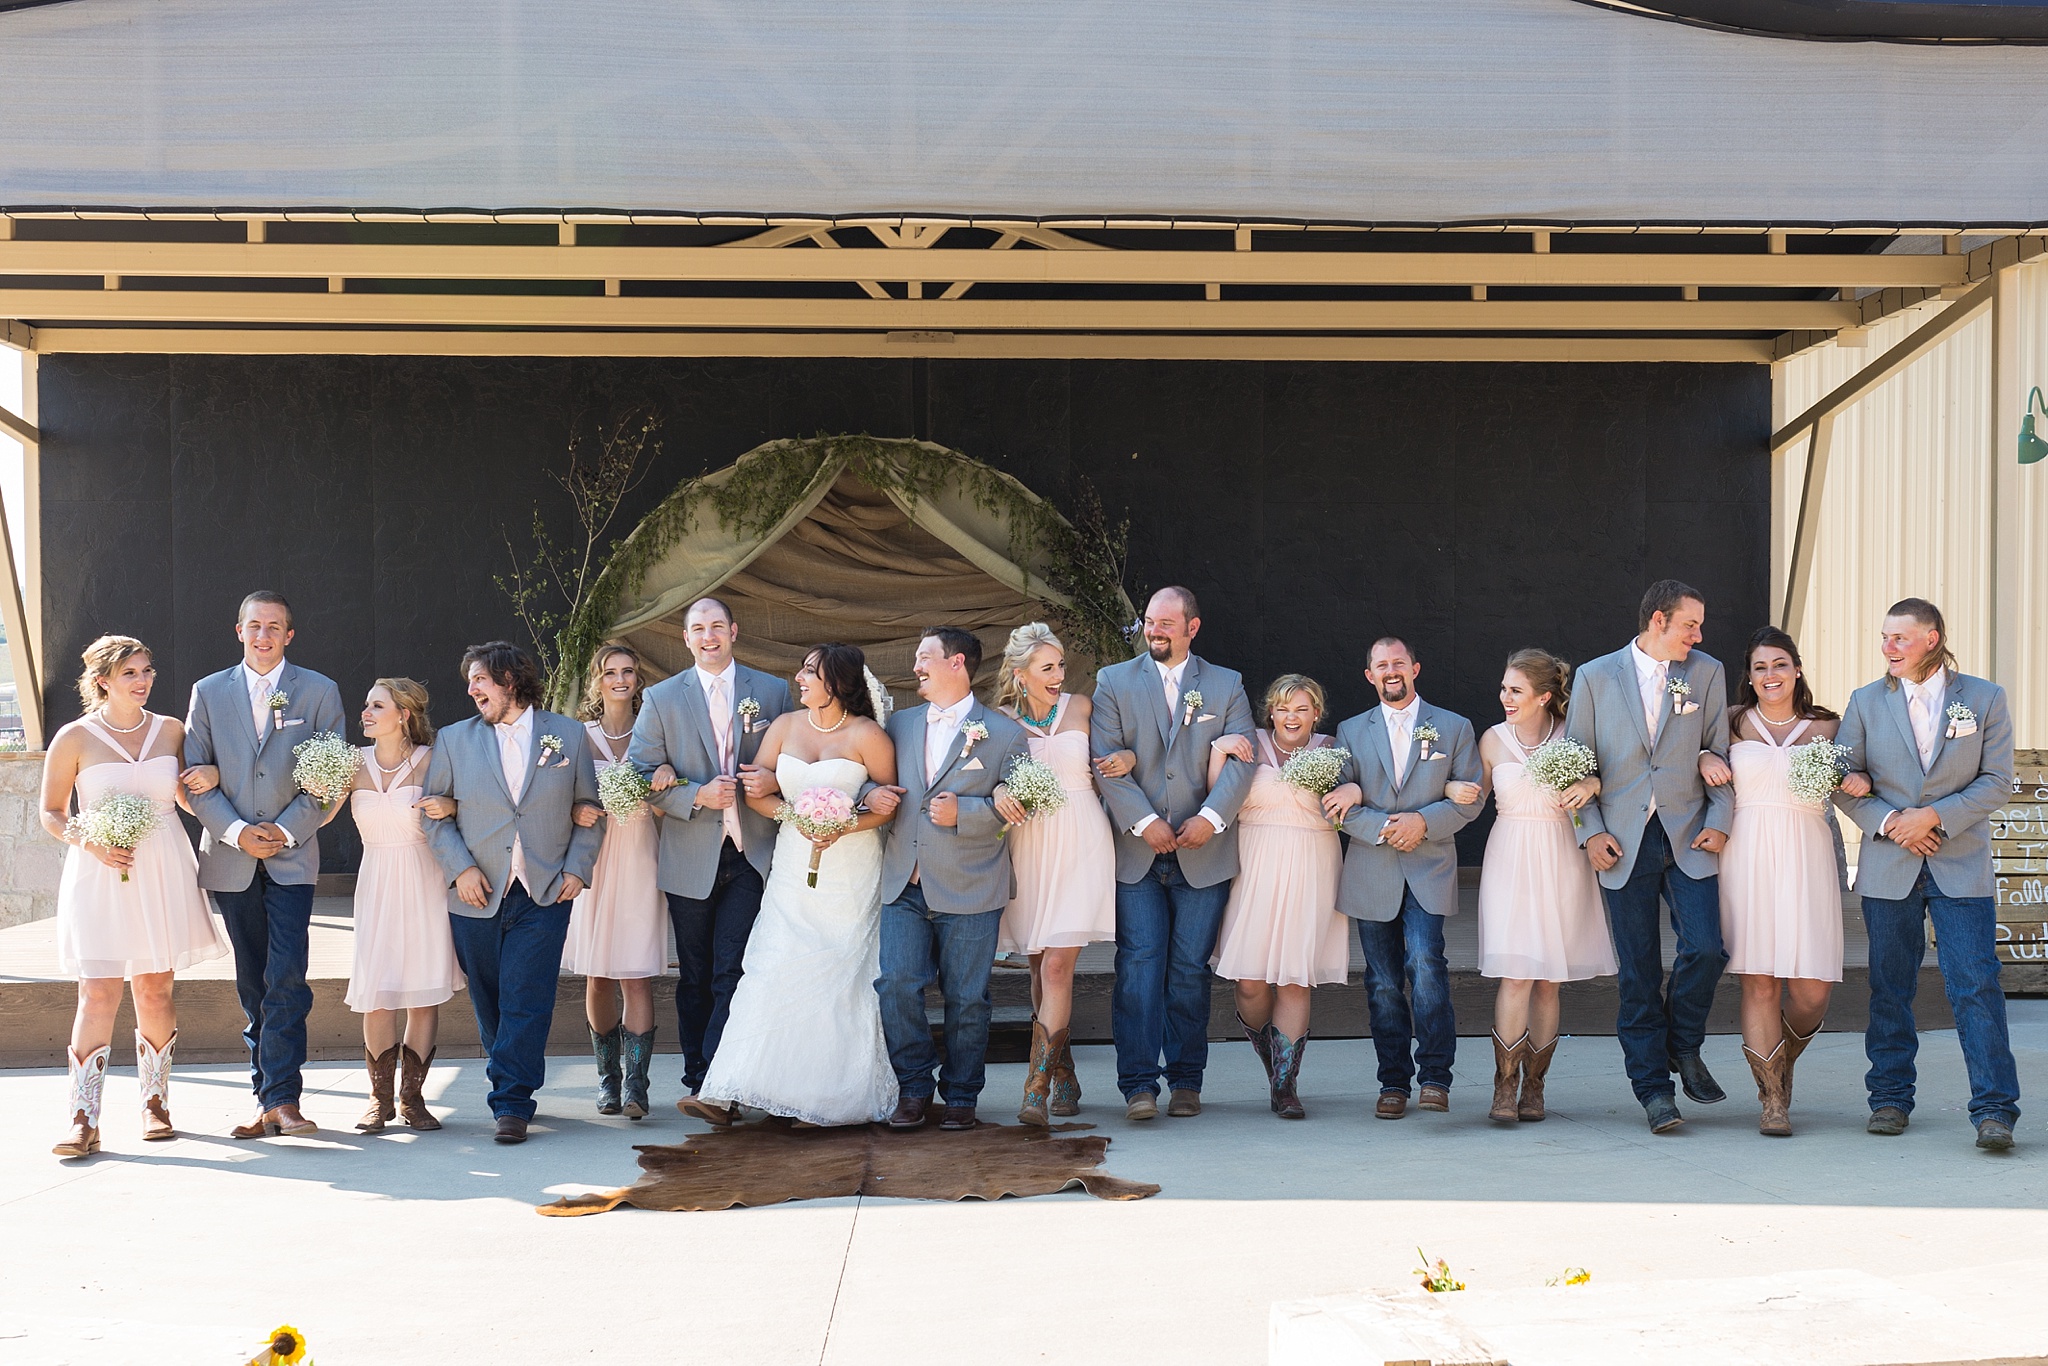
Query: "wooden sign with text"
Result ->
[[1994, 750, 2047, 963]]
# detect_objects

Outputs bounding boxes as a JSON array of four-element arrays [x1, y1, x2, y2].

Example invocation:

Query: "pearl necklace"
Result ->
[[807, 707, 849, 734], [372, 744, 417, 776], [1272, 733, 1311, 758], [1509, 717, 1555, 752], [599, 722, 634, 741], [1754, 709, 1801, 728], [97, 708, 147, 734]]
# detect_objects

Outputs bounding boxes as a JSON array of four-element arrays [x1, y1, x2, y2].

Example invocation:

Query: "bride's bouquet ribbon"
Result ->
[[776, 786, 858, 887]]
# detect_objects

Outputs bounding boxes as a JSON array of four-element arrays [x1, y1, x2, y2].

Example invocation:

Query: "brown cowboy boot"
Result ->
[[1780, 1013, 1821, 1111], [52, 1044, 109, 1159], [357, 1046, 400, 1132], [1744, 1043, 1792, 1137], [397, 1045, 441, 1131], [1019, 1022, 1055, 1127], [137, 1030, 178, 1141], [1049, 1037, 1082, 1117], [1488, 1031, 1527, 1123], [1518, 1037, 1558, 1122], [1270, 1028, 1309, 1120]]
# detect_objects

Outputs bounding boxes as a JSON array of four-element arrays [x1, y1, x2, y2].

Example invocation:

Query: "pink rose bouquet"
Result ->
[[777, 786, 859, 887]]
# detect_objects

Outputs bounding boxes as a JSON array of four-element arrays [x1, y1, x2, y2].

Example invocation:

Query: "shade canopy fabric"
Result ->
[[2, 0, 2045, 226], [611, 442, 1115, 704]]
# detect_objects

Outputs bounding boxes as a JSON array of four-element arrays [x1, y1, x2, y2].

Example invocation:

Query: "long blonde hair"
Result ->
[[996, 623, 1063, 712], [579, 642, 647, 721]]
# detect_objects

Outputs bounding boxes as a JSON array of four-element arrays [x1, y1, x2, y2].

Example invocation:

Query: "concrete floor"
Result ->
[[4, 1008, 2045, 1366]]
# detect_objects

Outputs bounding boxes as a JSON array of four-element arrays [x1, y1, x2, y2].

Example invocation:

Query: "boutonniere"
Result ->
[[1667, 678, 1699, 716], [1181, 689, 1204, 728], [1413, 721, 1441, 760], [959, 719, 990, 758], [538, 732, 564, 767], [268, 691, 290, 714], [1946, 701, 1979, 738], [737, 697, 763, 732]]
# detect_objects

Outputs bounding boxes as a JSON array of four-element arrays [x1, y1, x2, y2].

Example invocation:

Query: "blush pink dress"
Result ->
[[55, 715, 229, 979], [999, 699, 1116, 953], [1475, 722, 1618, 982], [563, 723, 667, 979], [1719, 721, 1844, 982], [1211, 733, 1349, 987], [347, 746, 464, 1011]]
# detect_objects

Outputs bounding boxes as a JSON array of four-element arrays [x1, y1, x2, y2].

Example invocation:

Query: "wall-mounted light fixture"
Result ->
[[2021, 387, 2048, 466]]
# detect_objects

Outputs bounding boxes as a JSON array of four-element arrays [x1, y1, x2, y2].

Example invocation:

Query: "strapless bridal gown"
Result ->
[[698, 756, 898, 1125]]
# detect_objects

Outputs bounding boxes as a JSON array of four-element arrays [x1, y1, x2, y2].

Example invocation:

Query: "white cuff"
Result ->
[[1198, 806, 1227, 834], [1131, 813, 1159, 836], [1879, 809, 1900, 840], [223, 819, 248, 847], [280, 827, 298, 850]]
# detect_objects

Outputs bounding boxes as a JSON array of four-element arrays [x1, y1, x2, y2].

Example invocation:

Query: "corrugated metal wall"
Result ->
[[1773, 260, 2048, 751]]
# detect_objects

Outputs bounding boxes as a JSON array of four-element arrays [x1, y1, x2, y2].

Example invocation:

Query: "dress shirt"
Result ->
[[222, 659, 297, 852], [1129, 656, 1226, 838], [696, 662, 743, 850], [924, 693, 974, 784], [1629, 641, 1671, 820], [1882, 670, 1950, 840], [1384, 696, 1421, 788], [498, 706, 532, 892]]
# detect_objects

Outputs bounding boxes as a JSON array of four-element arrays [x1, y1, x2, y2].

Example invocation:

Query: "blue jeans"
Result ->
[[1353, 887, 1457, 1094], [449, 881, 573, 1121], [213, 866, 314, 1109], [876, 883, 1002, 1107], [1863, 868, 2021, 1128], [666, 840, 765, 1091], [1602, 818, 1728, 1104], [1112, 855, 1229, 1099]]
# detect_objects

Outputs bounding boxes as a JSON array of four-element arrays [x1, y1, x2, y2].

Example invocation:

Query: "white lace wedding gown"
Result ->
[[697, 756, 899, 1125]]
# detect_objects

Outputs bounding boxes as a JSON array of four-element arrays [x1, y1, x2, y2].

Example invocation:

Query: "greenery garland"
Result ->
[[549, 435, 1136, 709]]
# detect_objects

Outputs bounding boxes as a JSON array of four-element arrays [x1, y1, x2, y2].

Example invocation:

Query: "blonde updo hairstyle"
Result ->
[[995, 622, 1064, 712], [1503, 648, 1572, 722], [77, 635, 152, 712], [579, 641, 647, 722], [1261, 673, 1327, 726], [373, 677, 436, 746]]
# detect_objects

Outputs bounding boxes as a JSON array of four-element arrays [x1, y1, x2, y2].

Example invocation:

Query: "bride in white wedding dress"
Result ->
[[686, 644, 903, 1127]]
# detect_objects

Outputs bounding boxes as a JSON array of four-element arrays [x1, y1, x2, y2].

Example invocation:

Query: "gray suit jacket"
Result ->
[[1833, 670, 2014, 901], [183, 661, 346, 893], [1089, 652, 1256, 888], [1333, 702, 1481, 920], [877, 699, 1028, 916], [1564, 644, 1733, 890], [422, 709, 604, 917], [628, 665, 794, 898]]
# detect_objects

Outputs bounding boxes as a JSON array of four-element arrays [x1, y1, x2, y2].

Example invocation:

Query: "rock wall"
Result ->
[[0, 753, 60, 927]]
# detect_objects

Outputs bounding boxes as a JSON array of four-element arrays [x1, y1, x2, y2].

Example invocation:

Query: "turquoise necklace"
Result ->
[[1018, 695, 1061, 734]]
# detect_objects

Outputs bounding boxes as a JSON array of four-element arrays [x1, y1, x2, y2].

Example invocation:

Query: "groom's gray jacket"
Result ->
[[1089, 652, 1256, 888], [1333, 701, 1481, 921], [1564, 644, 1733, 890], [878, 698, 1028, 916], [423, 709, 604, 917], [629, 664, 794, 897], [1833, 670, 2013, 902], [184, 661, 346, 893]]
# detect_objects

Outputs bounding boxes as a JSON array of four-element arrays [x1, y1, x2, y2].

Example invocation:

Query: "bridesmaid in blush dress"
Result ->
[[996, 624, 1117, 1125], [1708, 626, 1843, 1137], [1207, 674, 1348, 1120], [42, 636, 228, 1158], [1465, 650, 1616, 1124], [334, 678, 463, 1132], [562, 644, 667, 1119]]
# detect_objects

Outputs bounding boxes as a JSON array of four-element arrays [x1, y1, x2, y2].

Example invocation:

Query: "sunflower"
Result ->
[[259, 1324, 307, 1365]]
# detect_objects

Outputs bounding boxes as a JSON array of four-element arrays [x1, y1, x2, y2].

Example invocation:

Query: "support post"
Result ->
[[1779, 413, 1836, 636], [1990, 265, 2024, 691]]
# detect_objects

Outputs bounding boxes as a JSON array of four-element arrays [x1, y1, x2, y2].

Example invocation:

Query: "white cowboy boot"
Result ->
[[137, 1030, 177, 1141], [53, 1044, 110, 1159]]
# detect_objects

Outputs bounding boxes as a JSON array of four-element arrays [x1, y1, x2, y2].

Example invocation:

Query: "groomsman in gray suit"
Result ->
[[422, 641, 603, 1144], [875, 627, 1029, 1131], [1091, 587, 1255, 1121], [1834, 598, 2019, 1150], [627, 597, 793, 1099], [1564, 579, 1733, 1135], [1330, 637, 1481, 1118], [183, 590, 345, 1139]]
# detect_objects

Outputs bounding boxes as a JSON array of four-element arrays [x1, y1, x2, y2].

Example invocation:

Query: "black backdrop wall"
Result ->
[[37, 355, 1771, 870]]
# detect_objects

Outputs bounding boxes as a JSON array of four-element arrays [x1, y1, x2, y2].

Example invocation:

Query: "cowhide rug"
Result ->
[[537, 1120, 1159, 1215]]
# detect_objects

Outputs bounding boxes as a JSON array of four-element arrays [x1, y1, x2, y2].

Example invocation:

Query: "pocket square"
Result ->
[[962, 757, 985, 771], [746, 720, 770, 734], [1948, 721, 1978, 738], [1196, 714, 1218, 723], [278, 717, 306, 728]]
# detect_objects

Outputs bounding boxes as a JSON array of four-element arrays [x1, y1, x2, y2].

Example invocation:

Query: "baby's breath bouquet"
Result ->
[[66, 791, 160, 883], [598, 763, 654, 820], [291, 731, 361, 810], [1525, 737, 1599, 828], [1786, 737, 1853, 808], [1279, 744, 1349, 797], [1003, 755, 1068, 820]]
